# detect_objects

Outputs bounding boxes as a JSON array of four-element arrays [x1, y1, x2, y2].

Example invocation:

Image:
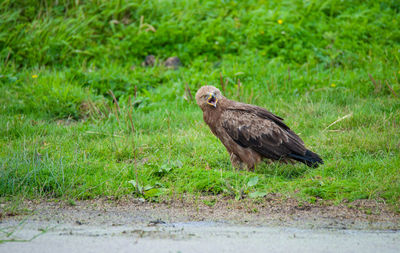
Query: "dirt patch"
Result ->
[[1, 196, 399, 230]]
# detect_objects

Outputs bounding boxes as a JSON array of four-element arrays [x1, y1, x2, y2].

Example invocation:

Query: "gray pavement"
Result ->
[[1, 220, 399, 253]]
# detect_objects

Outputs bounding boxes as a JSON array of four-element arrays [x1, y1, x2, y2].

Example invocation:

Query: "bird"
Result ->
[[195, 85, 323, 170]]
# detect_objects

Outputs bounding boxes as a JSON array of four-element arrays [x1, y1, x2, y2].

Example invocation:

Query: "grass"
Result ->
[[0, 218, 52, 243], [0, 0, 399, 210]]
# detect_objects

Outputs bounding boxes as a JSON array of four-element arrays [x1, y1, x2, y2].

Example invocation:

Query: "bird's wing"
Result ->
[[221, 108, 306, 159], [227, 102, 290, 130]]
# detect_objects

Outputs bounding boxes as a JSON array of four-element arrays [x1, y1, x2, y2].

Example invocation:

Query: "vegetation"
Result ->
[[1, 0, 399, 210]]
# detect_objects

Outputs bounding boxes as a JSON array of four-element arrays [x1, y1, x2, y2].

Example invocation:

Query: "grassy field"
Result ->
[[1, 0, 399, 210]]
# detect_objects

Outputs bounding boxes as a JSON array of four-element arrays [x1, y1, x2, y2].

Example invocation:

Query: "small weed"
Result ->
[[67, 199, 76, 206], [202, 198, 217, 207], [0, 219, 54, 244], [127, 180, 165, 201]]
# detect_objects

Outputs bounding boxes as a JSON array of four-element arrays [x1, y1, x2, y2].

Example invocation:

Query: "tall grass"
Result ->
[[1, 1, 399, 68]]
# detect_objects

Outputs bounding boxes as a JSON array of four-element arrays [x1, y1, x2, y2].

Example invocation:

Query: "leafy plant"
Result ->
[[153, 160, 183, 177], [127, 180, 165, 201]]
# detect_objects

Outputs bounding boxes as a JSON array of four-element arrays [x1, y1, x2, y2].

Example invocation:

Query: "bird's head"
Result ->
[[195, 86, 223, 110]]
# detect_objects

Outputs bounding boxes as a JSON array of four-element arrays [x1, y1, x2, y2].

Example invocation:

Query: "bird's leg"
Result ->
[[230, 153, 247, 170]]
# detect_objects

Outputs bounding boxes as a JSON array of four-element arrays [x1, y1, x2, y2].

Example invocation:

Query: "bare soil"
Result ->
[[1, 196, 399, 230]]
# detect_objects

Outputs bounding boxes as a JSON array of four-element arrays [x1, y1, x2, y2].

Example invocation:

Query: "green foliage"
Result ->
[[0, 71, 91, 119], [0, 0, 399, 208], [1, 0, 399, 69]]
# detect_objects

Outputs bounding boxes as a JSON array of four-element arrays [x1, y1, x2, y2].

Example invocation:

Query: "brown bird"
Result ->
[[195, 85, 323, 170]]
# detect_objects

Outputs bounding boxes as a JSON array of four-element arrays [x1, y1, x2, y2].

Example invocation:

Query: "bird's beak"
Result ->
[[207, 93, 218, 107]]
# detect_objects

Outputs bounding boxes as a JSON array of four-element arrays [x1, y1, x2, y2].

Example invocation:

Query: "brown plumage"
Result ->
[[195, 85, 323, 170]]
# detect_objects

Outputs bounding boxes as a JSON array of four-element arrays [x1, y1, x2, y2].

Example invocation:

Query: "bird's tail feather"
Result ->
[[288, 150, 323, 168]]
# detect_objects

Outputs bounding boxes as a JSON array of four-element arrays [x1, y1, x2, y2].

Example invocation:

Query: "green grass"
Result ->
[[0, 0, 399, 209]]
